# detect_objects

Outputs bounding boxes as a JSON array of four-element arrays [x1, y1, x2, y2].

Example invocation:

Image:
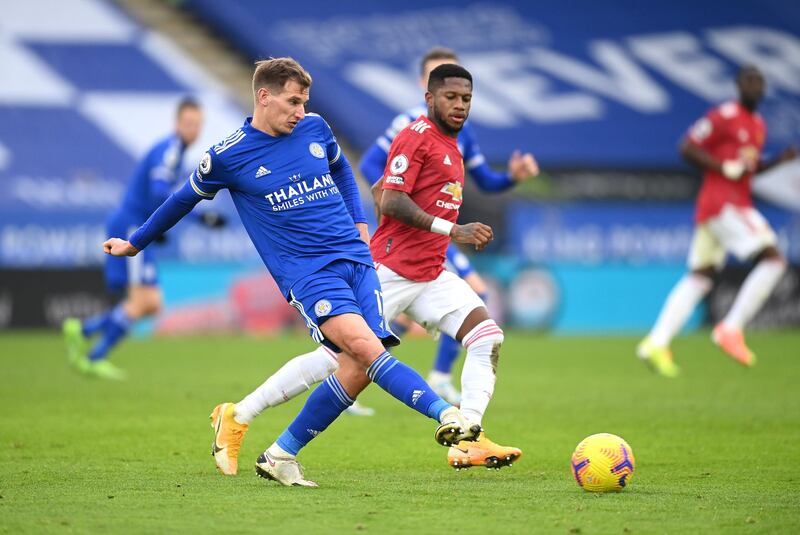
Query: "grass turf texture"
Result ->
[[1, 330, 798, 534]]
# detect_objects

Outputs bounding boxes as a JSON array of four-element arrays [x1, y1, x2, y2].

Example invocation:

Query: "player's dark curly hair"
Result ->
[[427, 63, 472, 92]]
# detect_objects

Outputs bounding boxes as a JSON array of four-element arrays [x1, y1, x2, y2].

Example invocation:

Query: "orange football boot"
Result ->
[[712, 324, 756, 367], [210, 403, 249, 475], [448, 432, 522, 470]]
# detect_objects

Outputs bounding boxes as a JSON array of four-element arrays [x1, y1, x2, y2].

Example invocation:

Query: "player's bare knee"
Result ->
[[463, 319, 504, 372], [463, 320, 504, 348], [455, 306, 491, 342], [691, 267, 716, 282], [342, 334, 383, 368], [754, 246, 784, 265], [334, 361, 371, 394], [142, 293, 162, 317]]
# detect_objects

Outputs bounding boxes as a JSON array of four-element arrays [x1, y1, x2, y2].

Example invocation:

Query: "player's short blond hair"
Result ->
[[252, 57, 312, 98]]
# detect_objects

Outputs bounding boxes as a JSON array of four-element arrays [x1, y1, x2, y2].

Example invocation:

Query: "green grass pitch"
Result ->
[[1, 330, 798, 533]]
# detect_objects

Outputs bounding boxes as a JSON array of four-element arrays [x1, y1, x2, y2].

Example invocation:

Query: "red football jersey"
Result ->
[[685, 101, 766, 222], [371, 115, 465, 282]]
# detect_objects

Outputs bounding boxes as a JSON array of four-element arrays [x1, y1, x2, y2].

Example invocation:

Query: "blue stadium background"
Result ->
[[2, 0, 799, 333]]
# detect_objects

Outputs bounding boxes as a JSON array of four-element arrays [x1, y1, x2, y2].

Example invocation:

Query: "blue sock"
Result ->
[[389, 320, 408, 337], [81, 309, 112, 337], [88, 304, 131, 361], [368, 351, 450, 421], [433, 335, 461, 374], [276, 375, 353, 456]]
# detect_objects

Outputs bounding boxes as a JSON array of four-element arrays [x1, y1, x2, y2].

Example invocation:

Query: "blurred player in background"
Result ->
[[359, 46, 538, 404], [62, 98, 216, 379], [104, 58, 479, 486], [638, 65, 797, 377]]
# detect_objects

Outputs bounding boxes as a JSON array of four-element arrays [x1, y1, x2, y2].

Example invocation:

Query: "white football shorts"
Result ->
[[688, 204, 778, 270], [375, 263, 486, 339]]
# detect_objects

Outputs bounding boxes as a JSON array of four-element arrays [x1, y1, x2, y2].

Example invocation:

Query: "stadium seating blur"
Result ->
[[2, 0, 799, 333]]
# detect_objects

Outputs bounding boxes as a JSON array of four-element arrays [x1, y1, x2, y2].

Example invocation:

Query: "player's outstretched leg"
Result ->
[[234, 346, 339, 424], [324, 313, 481, 446], [637, 272, 712, 377], [712, 255, 786, 366], [208, 347, 338, 476], [255, 314, 480, 486], [255, 368, 363, 487]]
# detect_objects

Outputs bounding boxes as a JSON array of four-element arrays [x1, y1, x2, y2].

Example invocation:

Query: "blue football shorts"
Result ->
[[288, 259, 399, 352], [104, 218, 158, 291]]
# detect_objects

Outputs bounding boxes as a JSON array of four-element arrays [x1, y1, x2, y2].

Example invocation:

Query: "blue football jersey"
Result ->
[[119, 134, 187, 221], [189, 114, 372, 296]]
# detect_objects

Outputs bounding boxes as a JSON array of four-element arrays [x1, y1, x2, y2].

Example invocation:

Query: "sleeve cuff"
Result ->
[[189, 174, 215, 198]]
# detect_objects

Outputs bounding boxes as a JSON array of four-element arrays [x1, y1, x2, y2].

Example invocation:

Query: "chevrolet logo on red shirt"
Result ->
[[440, 181, 463, 202]]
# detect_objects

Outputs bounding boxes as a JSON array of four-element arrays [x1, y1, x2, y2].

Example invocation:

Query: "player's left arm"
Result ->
[[380, 189, 493, 250], [757, 145, 798, 173], [462, 124, 538, 191], [105, 151, 228, 256], [103, 179, 203, 256]]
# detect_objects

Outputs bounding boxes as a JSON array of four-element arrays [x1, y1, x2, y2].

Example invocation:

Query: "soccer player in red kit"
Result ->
[[638, 65, 797, 376], [370, 63, 521, 469]]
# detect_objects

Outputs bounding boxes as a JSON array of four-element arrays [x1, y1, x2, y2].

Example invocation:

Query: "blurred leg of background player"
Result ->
[[63, 229, 161, 380], [638, 205, 785, 376]]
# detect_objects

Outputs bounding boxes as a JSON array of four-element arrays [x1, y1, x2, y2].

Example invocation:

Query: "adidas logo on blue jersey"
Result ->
[[255, 166, 271, 178]]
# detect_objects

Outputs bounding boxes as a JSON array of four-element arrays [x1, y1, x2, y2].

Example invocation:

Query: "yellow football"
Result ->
[[571, 433, 635, 492]]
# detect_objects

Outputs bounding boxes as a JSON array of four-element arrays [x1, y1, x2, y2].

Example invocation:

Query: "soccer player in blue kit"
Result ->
[[63, 98, 208, 380], [103, 58, 484, 486], [359, 47, 539, 404]]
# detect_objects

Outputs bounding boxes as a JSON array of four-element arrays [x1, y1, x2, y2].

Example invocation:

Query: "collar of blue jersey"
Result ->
[[243, 116, 280, 139]]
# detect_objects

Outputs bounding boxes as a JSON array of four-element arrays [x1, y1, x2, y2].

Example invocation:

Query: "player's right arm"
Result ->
[[680, 109, 747, 180], [379, 132, 493, 250], [104, 150, 228, 257], [381, 189, 493, 250]]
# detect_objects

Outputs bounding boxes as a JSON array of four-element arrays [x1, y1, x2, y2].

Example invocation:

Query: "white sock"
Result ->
[[459, 319, 504, 426], [723, 258, 786, 330], [267, 442, 294, 459], [649, 274, 712, 347], [234, 346, 339, 424]]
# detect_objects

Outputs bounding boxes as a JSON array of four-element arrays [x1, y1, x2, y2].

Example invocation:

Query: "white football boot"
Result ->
[[434, 407, 482, 447], [255, 452, 318, 487]]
